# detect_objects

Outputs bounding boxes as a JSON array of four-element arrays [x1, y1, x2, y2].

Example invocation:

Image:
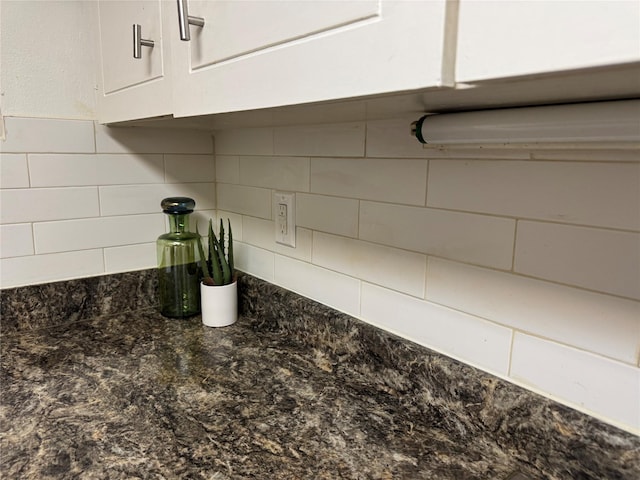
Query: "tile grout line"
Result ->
[[511, 219, 519, 273]]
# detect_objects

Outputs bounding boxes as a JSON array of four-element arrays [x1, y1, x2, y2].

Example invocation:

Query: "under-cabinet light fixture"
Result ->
[[411, 99, 640, 145]]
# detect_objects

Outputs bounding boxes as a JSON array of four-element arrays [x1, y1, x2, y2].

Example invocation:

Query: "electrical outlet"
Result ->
[[274, 191, 295, 247]]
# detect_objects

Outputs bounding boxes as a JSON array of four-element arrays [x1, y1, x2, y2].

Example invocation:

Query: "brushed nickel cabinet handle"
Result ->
[[177, 0, 205, 41], [133, 24, 154, 59]]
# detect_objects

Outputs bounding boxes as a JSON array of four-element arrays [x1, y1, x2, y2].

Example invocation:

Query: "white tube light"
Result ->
[[412, 100, 640, 145]]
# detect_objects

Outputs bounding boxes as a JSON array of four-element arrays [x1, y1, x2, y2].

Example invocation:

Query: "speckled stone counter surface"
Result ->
[[1, 271, 639, 479]]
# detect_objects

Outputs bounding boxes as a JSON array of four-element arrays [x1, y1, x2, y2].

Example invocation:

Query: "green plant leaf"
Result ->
[[213, 232, 231, 284], [227, 219, 234, 275], [208, 219, 223, 285], [219, 218, 226, 262], [198, 217, 235, 286], [196, 224, 213, 283]]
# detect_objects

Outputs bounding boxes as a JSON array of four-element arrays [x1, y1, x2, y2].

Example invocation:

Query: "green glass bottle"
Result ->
[[157, 197, 201, 318]]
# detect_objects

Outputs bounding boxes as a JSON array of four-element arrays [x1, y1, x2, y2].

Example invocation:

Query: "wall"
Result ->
[[0, 1, 98, 120], [0, 1, 215, 287], [213, 118, 640, 434], [0, 119, 215, 287]]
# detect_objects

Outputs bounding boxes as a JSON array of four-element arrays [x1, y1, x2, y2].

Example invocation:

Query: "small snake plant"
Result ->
[[197, 218, 235, 286]]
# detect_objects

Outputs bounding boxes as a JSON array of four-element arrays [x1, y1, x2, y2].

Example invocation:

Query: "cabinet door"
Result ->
[[97, 0, 172, 123], [170, 0, 453, 117], [456, 0, 640, 83]]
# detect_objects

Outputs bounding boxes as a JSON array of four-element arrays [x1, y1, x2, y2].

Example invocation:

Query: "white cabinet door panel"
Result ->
[[99, 1, 165, 93], [188, 0, 379, 68], [97, 0, 172, 123], [171, 0, 452, 117]]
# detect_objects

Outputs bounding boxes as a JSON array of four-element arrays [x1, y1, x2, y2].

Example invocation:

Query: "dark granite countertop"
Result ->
[[2, 309, 516, 479], [1, 272, 639, 479]]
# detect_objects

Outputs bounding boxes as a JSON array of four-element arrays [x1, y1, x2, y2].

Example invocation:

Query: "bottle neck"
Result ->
[[168, 213, 190, 234]]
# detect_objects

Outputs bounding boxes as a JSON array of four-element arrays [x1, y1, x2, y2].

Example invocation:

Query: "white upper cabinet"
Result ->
[[455, 0, 640, 82], [95, 1, 640, 125], [169, 0, 453, 117], [97, 0, 173, 123]]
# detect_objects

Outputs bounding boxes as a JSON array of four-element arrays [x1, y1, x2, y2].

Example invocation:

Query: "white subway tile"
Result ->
[[361, 283, 512, 375], [296, 193, 359, 238], [274, 255, 360, 316], [428, 161, 640, 231], [313, 232, 426, 298], [215, 156, 240, 184], [0, 249, 104, 289], [1, 117, 95, 153], [104, 242, 157, 273], [29, 154, 164, 187], [532, 148, 640, 162], [274, 122, 365, 157], [360, 202, 515, 269], [311, 157, 427, 206], [0, 154, 29, 188], [165, 154, 215, 183], [271, 101, 366, 126], [216, 184, 271, 219], [34, 214, 165, 254], [234, 242, 275, 282], [366, 118, 431, 158], [0, 187, 99, 224], [239, 156, 310, 192], [0, 224, 34, 258], [99, 183, 215, 216], [242, 216, 312, 262], [427, 258, 640, 365], [422, 146, 530, 160], [422, 146, 637, 163], [214, 127, 274, 156], [515, 221, 640, 299], [95, 124, 212, 154], [510, 333, 640, 430]]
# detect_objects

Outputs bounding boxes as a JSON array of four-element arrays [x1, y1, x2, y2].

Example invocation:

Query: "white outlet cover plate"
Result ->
[[274, 191, 296, 247]]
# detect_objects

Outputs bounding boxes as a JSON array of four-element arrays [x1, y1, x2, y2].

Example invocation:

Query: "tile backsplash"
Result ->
[[213, 116, 640, 434], [0, 117, 215, 287], [1, 113, 639, 435]]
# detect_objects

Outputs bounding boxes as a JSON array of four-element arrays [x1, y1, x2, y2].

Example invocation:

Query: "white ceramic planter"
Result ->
[[200, 280, 238, 327]]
